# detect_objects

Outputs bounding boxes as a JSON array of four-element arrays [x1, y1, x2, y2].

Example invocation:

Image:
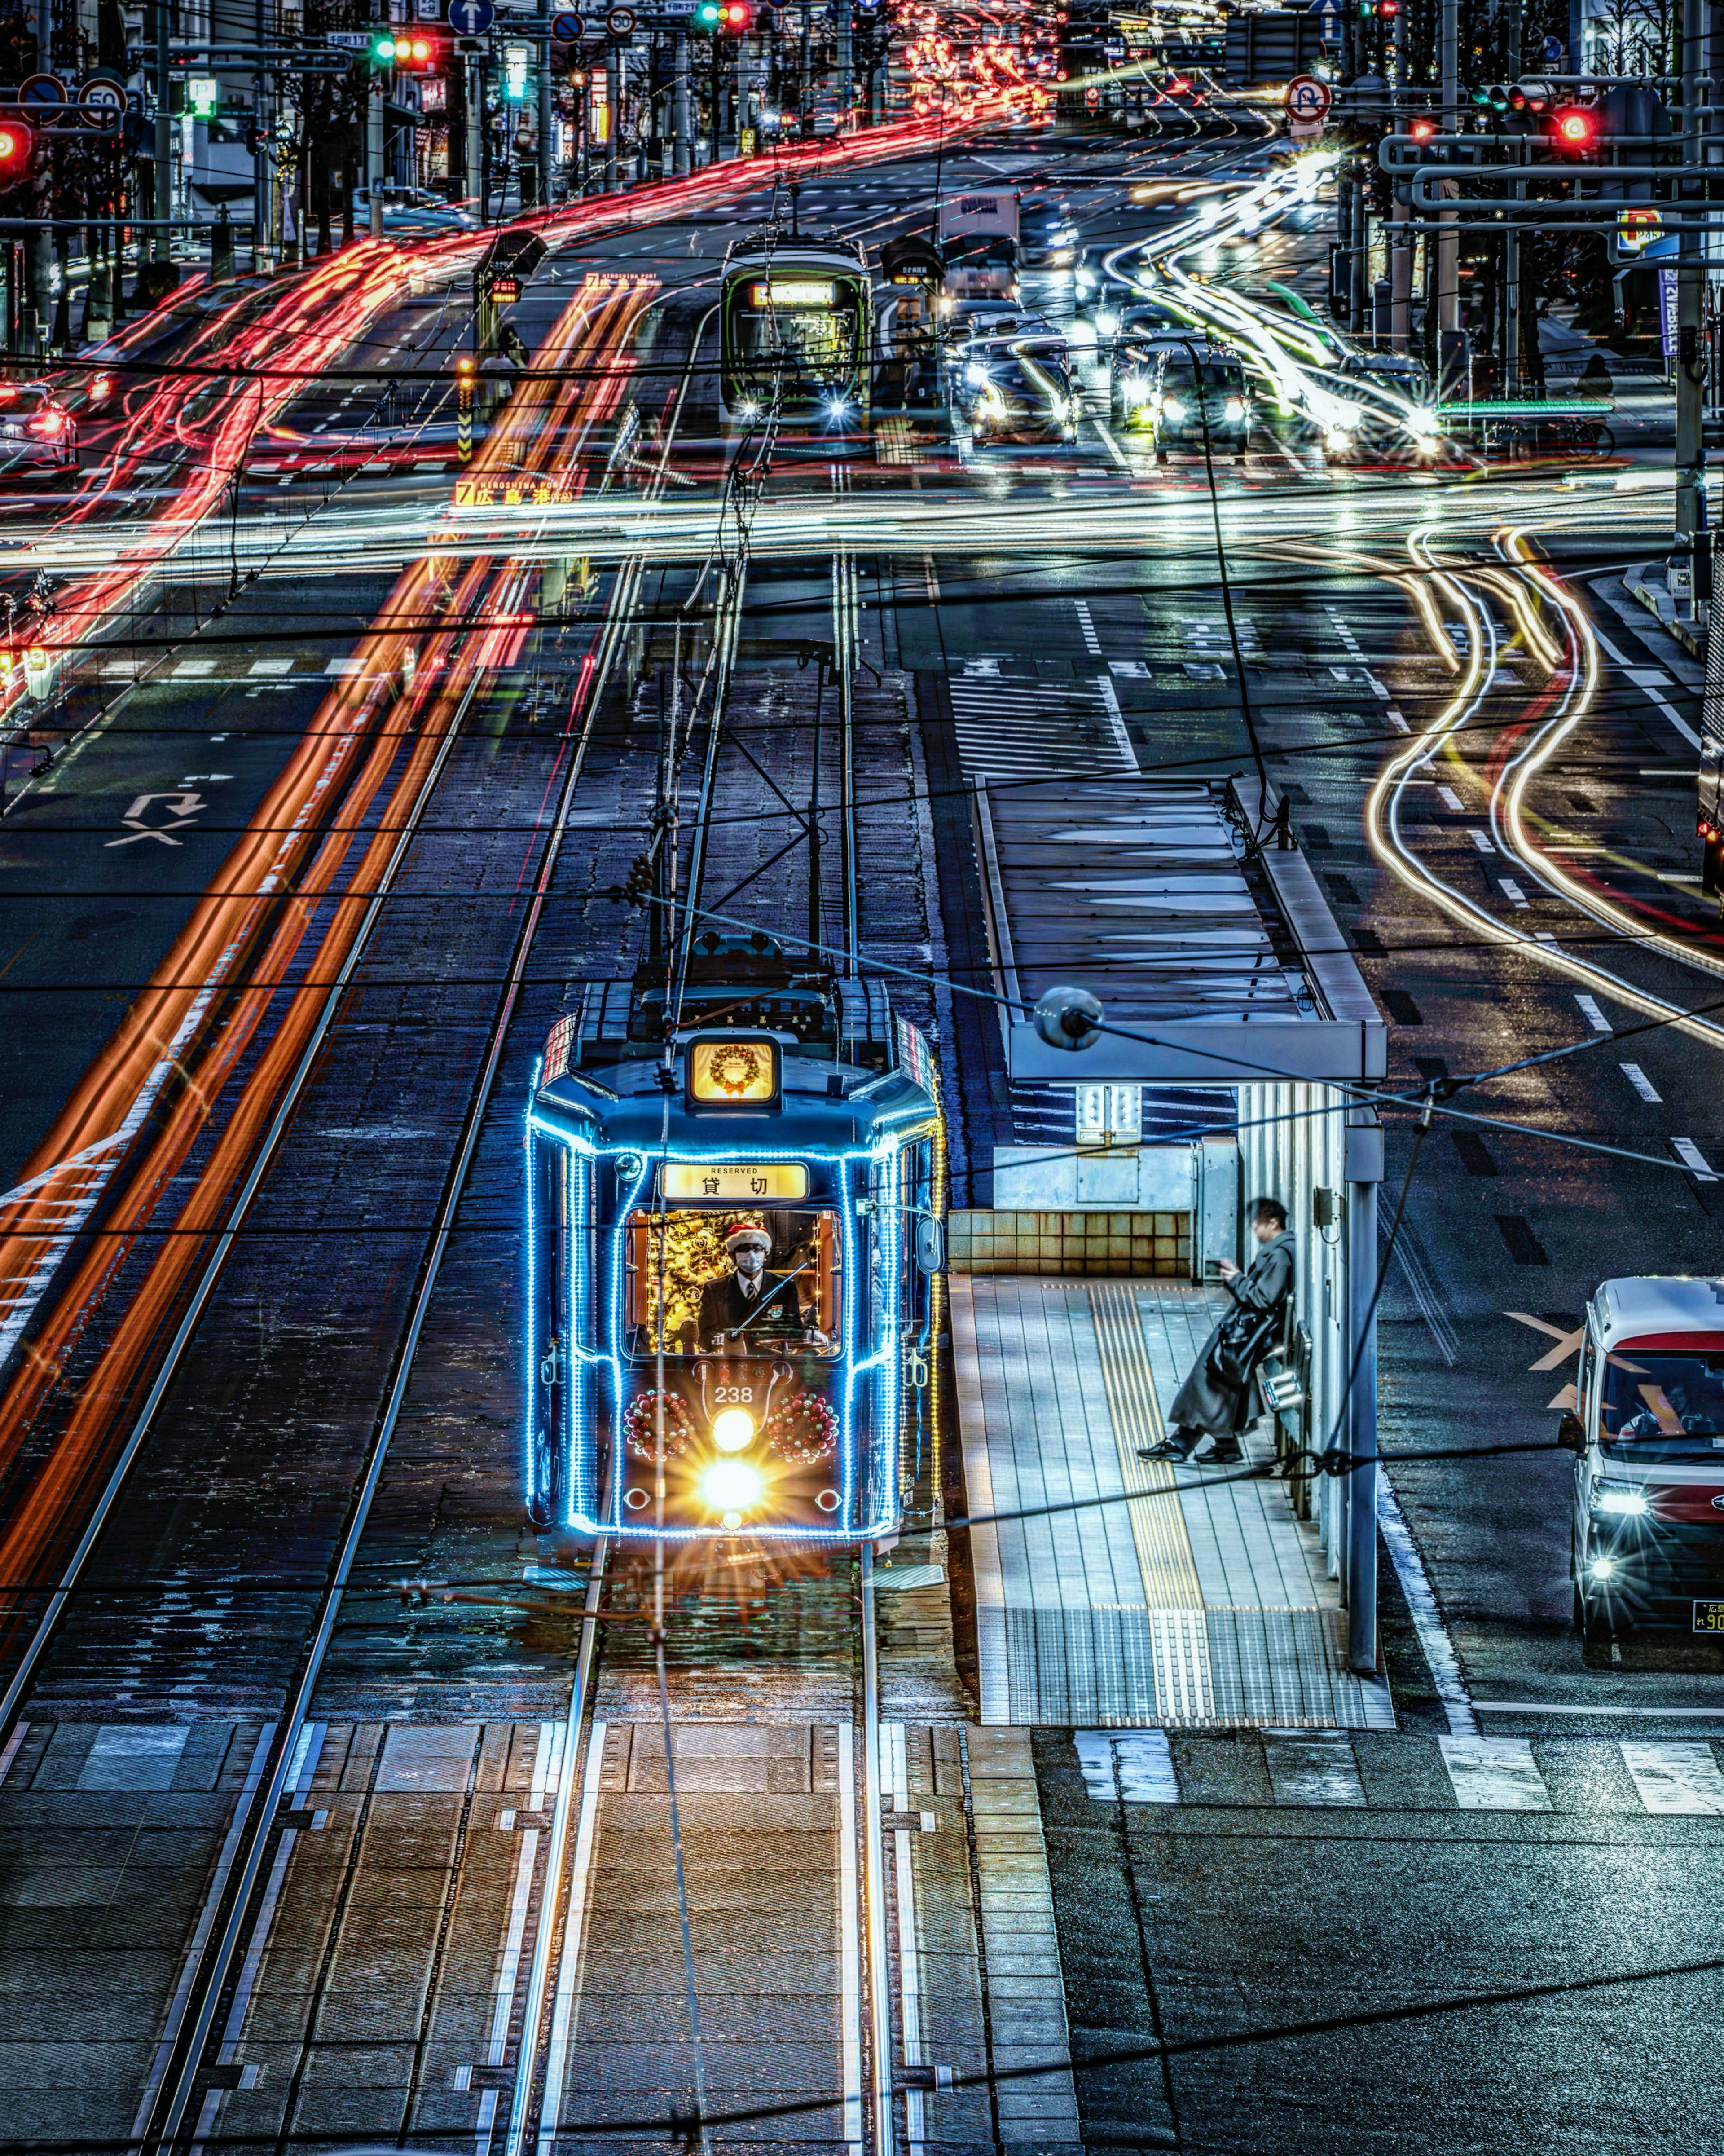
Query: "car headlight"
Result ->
[[1052, 248, 1073, 266], [1223, 397, 1245, 422], [1325, 427, 1351, 451], [1591, 1481, 1649, 1517], [1094, 309, 1119, 336], [1587, 1555, 1618, 1580], [711, 1408, 755, 1454], [1161, 396, 1184, 421], [1122, 378, 1148, 406], [1074, 267, 1095, 291], [966, 363, 987, 384]]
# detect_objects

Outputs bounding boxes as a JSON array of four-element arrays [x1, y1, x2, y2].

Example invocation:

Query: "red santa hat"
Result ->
[[725, 1221, 772, 1249]]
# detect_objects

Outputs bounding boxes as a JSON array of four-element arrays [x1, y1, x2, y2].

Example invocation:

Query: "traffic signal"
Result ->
[[0, 118, 32, 173], [370, 28, 439, 65], [1548, 102, 1598, 153], [696, 1, 749, 23]]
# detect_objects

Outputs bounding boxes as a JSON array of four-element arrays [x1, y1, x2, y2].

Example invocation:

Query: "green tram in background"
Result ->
[[718, 234, 874, 432]]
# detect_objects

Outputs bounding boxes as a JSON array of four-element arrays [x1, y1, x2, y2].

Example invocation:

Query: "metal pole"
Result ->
[[369, 66, 385, 237], [154, 0, 174, 264], [837, 0, 852, 129], [800, 0, 811, 130], [673, 28, 690, 173], [467, 55, 484, 211], [1344, 1111, 1381, 1676], [1676, 0, 1707, 550], [1436, 0, 1460, 371], [252, 0, 272, 273], [607, 39, 620, 186], [539, 0, 556, 205]]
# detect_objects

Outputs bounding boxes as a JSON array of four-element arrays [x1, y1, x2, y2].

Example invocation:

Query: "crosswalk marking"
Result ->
[[949, 675, 1137, 783], [1619, 1741, 1724, 1814], [1074, 1731, 1179, 1803], [1263, 1733, 1366, 1807], [1437, 1735, 1552, 1810], [1074, 1731, 1724, 1815]]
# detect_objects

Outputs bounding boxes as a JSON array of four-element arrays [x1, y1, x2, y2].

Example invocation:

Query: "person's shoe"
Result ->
[[1138, 1438, 1195, 1462], [1205, 1442, 1244, 1465]]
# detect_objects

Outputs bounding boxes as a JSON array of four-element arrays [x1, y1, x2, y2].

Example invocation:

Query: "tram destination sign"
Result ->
[[661, 1163, 810, 1201]]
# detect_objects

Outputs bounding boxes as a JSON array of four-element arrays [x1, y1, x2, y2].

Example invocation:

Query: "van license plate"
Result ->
[[1693, 1601, 1724, 1633]]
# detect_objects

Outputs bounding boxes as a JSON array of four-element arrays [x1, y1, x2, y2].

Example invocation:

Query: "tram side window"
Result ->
[[624, 1208, 841, 1358]]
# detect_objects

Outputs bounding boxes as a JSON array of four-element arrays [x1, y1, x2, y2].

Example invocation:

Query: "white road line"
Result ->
[[1468, 827, 1496, 853], [533, 1719, 607, 2153], [1074, 1730, 1179, 1803], [837, 1720, 864, 2147], [1073, 599, 1102, 655], [0, 1720, 27, 1785], [1438, 785, 1464, 811], [1499, 878, 1530, 909], [1377, 1476, 1477, 1736], [1620, 1062, 1662, 1102], [1619, 1740, 1724, 1814], [1262, 1733, 1367, 1807], [1575, 993, 1612, 1032], [1438, 1735, 1552, 1811], [1672, 1136, 1718, 1181]]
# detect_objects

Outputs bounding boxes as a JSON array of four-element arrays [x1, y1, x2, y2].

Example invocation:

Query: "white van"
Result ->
[[1563, 1275, 1724, 1639]]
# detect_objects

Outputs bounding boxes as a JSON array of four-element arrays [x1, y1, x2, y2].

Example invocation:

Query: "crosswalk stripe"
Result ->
[[1619, 1741, 1724, 1814], [1437, 1735, 1552, 1811], [1263, 1733, 1366, 1807]]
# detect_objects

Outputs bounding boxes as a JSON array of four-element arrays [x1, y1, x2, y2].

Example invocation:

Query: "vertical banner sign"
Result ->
[[1660, 266, 1679, 364]]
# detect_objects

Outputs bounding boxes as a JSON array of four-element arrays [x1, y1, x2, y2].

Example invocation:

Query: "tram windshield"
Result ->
[[727, 277, 862, 402], [625, 1207, 842, 1358]]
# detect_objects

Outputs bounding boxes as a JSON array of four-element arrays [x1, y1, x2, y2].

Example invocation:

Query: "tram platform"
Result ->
[[952, 1277, 1396, 1730]]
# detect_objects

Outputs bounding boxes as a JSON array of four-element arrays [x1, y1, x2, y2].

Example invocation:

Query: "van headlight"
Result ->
[[1122, 378, 1148, 406], [1224, 397, 1245, 421], [1591, 1481, 1649, 1517], [1094, 309, 1119, 336], [1161, 396, 1184, 421]]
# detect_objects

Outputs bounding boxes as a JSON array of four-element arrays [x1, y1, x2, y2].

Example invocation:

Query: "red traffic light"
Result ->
[[719, 2, 750, 24], [1552, 104, 1596, 150], [1409, 116, 1436, 142], [396, 33, 441, 66], [1377, 1, 1398, 16], [0, 119, 31, 168]]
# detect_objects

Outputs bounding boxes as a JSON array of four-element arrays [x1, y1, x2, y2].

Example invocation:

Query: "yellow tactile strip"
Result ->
[[1087, 1282, 1206, 1613]]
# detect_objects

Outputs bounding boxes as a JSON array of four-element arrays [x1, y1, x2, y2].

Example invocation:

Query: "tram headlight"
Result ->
[[712, 1407, 756, 1453], [825, 396, 851, 419], [702, 1459, 764, 1515]]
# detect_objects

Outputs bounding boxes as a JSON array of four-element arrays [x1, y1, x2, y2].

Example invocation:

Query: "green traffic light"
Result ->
[[695, 2, 721, 22], [372, 31, 397, 60]]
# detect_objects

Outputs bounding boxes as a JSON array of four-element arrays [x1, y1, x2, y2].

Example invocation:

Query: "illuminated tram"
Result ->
[[718, 235, 875, 429], [524, 933, 945, 1545]]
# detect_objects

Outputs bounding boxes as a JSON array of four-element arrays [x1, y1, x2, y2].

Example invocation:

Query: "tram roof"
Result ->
[[533, 1045, 937, 1155], [722, 232, 871, 277]]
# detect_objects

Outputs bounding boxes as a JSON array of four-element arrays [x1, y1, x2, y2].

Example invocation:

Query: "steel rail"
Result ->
[[144, 548, 641, 2152]]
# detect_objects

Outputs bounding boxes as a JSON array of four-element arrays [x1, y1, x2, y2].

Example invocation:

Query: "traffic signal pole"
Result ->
[[1675, 0, 1706, 556], [369, 66, 385, 237], [154, 0, 173, 265], [1436, 0, 1460, 383], [538, 0, 555, 203]]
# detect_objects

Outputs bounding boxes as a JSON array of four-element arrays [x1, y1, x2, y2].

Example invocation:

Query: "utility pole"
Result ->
[[466, 52, 484, 211], [252, 0, 272, 271], [673, 28, 690, 172], [154, 0, 173, 265], [1675, 0, 1707, 563], [837, 0, 852, 128], [538, 0, 556, 204], [1436, 0, 1460, 387], [799, 0, 811, 129], [607, 37, 621, 185], [369, 65, 385, 237]]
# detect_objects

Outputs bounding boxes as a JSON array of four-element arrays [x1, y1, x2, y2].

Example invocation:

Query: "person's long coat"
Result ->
[[1168, 1230, 1297, 1438]]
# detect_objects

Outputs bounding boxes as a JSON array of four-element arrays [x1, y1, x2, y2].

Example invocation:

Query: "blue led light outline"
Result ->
[[523, 1111, 941, 1543]]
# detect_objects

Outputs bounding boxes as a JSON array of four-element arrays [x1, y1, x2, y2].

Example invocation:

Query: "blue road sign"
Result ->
[[1542, 34, 1565, 68], [448, 0, 495, 31], [18, 72, 67, 106], [552, 10, 585, 37]]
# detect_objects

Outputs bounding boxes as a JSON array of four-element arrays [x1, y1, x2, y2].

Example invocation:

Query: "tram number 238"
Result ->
[[714, 1384, 755, 1404]]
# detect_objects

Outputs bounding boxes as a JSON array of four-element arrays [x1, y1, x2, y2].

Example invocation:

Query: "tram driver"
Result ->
[[699, 1222, 831, 1354]]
